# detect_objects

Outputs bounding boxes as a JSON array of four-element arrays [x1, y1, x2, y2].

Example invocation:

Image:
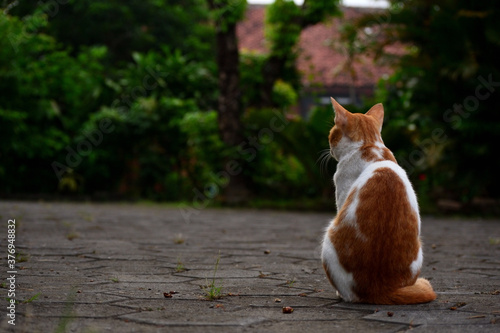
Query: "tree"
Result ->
[[10, 0, 214, 64], [207, 0, 247, 146], [260, 0, 340, 107], [206, 0, 340, 202], [0, 1, 218, 199], [356, 0, 500, 209], [0, 11, 108, 194], [207, 0, 250, 202]]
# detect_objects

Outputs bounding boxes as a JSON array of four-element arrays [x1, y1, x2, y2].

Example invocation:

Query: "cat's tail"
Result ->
[[383, 278, 437, 305]]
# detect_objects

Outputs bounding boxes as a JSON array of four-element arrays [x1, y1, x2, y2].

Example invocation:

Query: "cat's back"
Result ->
[[352, 160, 418, 217], [338, 159, 420, 232], [331, 159, 422, 293]]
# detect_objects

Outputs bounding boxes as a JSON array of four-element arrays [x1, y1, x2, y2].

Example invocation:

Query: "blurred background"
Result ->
[[1, 0, 499, 215]]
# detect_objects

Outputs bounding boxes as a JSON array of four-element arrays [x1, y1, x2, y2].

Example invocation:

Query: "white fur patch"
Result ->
[[332, 138, 365, 210], [410, 247, 423, 277], [344, 187, 358, 223], [371, 141, 385, 159], [321, 225, 358, 302], [339, 187, 368, 241]]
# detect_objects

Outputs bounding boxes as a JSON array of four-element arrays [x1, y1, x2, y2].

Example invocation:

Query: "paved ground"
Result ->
[[0, 201, 499, 332]]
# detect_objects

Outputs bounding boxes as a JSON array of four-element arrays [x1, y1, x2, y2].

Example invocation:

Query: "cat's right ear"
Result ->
[[331, 97, 349, 128]]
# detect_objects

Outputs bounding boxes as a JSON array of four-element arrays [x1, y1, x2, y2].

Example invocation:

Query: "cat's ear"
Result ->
[[331, 97, 349, 128], [366, 103, 384, 132]]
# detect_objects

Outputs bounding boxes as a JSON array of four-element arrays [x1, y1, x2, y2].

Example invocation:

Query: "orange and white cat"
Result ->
[[321, 98, 436, 304]]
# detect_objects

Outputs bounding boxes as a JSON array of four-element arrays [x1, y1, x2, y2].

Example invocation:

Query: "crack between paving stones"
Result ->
[[118, 316, 269, 328]]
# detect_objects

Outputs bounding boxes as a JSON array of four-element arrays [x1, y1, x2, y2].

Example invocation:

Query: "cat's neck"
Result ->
[[334, 148, 367, 211], [334, 140, 394, 210]]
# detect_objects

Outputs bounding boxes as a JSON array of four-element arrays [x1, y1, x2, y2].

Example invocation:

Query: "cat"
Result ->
[[321, 98, 436, 304]]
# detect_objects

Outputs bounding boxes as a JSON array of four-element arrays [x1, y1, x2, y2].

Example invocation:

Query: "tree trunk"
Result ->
[[209, 1, 251, 202], [215, 25, 244, 146]]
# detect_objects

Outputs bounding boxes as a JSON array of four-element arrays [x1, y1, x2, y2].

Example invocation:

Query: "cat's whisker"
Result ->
[[317, 149, 333, 178]]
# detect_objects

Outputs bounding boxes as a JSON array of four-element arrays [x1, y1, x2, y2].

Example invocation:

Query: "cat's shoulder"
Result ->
[[353, 160, 419, 214], [356, 160, 410, 186]]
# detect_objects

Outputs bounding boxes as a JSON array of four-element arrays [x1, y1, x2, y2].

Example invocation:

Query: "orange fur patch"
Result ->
[[329, 126, 343, 147], [384, 278, 436, 305], [330, 110, 382, 147], [348, 113, 382, 143], [360, 144, 397, 163]]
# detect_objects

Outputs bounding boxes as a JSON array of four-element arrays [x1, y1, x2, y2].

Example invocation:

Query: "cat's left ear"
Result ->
[[330, 97, 350, 129], [366, 103, 384, 132]]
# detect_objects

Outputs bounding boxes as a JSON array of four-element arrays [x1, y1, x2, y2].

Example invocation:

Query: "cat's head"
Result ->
[[328, 98, 384, 161]]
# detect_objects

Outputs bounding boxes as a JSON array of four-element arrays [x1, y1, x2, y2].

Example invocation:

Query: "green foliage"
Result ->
[[240, 52, 267, 107], [0, 5, 216, 199], [0, 0, 333, 201], [259, 0, 340, 109], [272, 80, 298, 107], [302, 0, 341, 26], [210, 0, 248, 32], [0, 12, 109, 193], [360, 0, 500, 207], [10, 0, 214, 63], [242, 107, 334, 199], [265, 0, 302, 56], [240, 51, 301, 109], [4, 0, 496, 213], [266, 0, 340, 56], [179, 110, 228, 190]]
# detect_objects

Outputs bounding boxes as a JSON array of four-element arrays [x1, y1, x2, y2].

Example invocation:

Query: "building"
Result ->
[[237, 5, 396, 115]]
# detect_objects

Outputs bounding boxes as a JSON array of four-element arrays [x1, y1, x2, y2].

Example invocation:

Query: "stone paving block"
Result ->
[[364, 309, 498, 326], [409, 324, 500, 333], [44, 291, 127, 304], [0, 315, 60, 333], [1, 202, 499, 332], [66, 318, 171, 333], [117, 299, 364, 326], [174, 268, 263, 279], [255, 319, 408, 333], [15, 302, 138, 319]]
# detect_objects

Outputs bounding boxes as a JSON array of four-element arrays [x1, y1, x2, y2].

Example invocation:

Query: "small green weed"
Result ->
[[203, 254, 223, 300], [489, 237, 500, 245], [54, 288, 77, 333], [66, 232, 79, 241], [286, 278, 296, 287], [175, 257, 186, 273], [22, 293, 41, 304], [110, 277, 119, 283], [78, 211, 94, 222], [16, 252, 29, 263], [173, 234, 185, 244]]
